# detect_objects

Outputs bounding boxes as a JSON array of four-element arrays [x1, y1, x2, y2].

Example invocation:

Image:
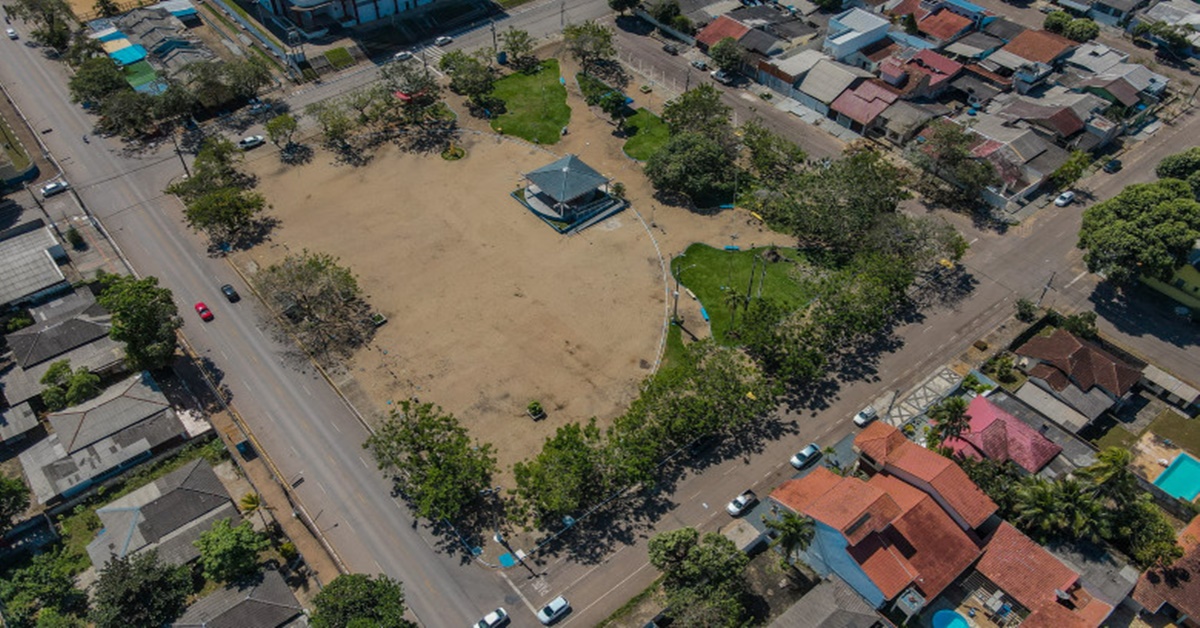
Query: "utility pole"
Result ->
[[560, 0, 565, 27], [170, 123, 191, 178], [490, 19, 497, 55]]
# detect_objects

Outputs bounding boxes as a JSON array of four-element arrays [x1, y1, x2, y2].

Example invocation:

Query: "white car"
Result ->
[[536, 596, 569, 625], [1054, 190, 1076, 207], [393, 50, 413, 61], [853, 405, 878, 427], [6, 28, 17, 39], [790, 443, 822, 469], [434, 35, 453, 46], [40, 181, 70, 197], [238, 135, 265, 150], [475, 607, 508, 628], [726, 490, 758, 516], [710, 69, 735, 85]]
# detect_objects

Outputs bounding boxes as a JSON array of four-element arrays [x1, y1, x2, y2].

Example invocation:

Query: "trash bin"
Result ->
[[497, 50, 507, 65]]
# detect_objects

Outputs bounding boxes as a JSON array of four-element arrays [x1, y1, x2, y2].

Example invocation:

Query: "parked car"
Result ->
[[710, 69, 735, 85], [790, 443, 822, 469], [690, 59, 708, 70], [6, 28, 17, 39], [247, 98, 272, 115], [853, 405, 878, 428], [40, 180, 70, 197], [434, 35, 453, 46], [238, 135, 265, 150], [475, 607, 508, 628], [726, 490, 758, 516], [393, 50, 413, 61], [662, 42, 679, 55], [1103, 159, 1123, 173], [1054, 190, 1076, 207], [536, 596, 570, 625], [195, 302, 214, 322], [220, 284, 240, 302]]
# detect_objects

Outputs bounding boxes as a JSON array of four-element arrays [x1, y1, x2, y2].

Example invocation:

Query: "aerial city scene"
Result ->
[[0, 0, 1199, 624]]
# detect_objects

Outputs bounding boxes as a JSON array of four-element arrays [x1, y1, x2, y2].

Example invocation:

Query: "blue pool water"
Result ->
[[932, 610, 970, 628], [1155, 453, 1200, 501]]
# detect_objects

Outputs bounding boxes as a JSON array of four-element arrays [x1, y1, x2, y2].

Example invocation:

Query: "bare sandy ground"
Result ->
[[240, 53, 791, 473]]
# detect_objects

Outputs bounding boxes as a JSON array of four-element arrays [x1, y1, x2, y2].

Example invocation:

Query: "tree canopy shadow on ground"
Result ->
[[1088, 281, 1200, 348]]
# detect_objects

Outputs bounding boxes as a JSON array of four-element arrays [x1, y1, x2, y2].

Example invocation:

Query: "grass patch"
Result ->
[[596, 577, 664, 628], [659, 323, 687, 374], [672, 244, 813, 344], [490, 59, 571, 145], [249, 45, 285, 73], [57, 506, 101, 574], [199, 3, 241, 37], [622, 108, 669, 161], [1091, 419, 1138, 451], [576, 72, 615, 105], [0, 114, 32, 171], [1147, 408, 1200, 454], [324, 47, 356, 70]]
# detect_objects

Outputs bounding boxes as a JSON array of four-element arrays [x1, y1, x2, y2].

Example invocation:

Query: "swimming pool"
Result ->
[[1155, 452, 1200, 501], [932, 609, 970, 628]]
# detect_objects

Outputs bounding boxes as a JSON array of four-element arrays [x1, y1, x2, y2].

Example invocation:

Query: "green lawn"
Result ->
[[672, 244, 812, 344], [1147, 408, 1200, 454], [324, 47, 356, 70], [490, 59, 571, 145], [0, 114, 31, 171], [623, 108, 669, 161]]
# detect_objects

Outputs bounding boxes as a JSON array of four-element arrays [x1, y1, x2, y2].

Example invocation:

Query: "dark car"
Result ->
[[220, 284, 240, 302], [1103, 159, 1123, 173], [662, 43, 679, 55]]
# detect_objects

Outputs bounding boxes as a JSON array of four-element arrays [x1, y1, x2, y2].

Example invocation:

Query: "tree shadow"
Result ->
[[615, 14, 654, 35], [280, 143, 314, 165], [1088, 281, 1200, 348]]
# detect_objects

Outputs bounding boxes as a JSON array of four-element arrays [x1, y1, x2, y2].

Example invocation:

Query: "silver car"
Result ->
[[238, 135, 265, 150], [853, 405, 878, 427], [790, 443, 822, 469], [536, 596, 569, 625], [475, 607, 508, 628], [40, 181, 70, 198]]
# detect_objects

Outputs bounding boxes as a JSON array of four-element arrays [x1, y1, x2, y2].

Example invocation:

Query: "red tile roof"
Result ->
[[806, 473, 903, 545], [1015, 328, 1141, 397], [830, 80, 900, 126], [887, 494, 982, 598], [1134, 516, 1200, 619], [696, 15, 751, 49], [1000, 29, 1075, 64], [980, 523, 1113, 627], [919, 10, 973, 42], [906, 50, 963, 87], [850, 533, 917, 599], [855, 423, 998, 529], [771, 467, 844, 513], [944, 396, 1063, 473]]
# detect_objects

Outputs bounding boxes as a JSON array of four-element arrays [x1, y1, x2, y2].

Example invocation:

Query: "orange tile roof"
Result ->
[[979, 522, 1078, 611], [850, 534, 917, 599], [855, 421, 909, 462], [1000, 29, 1075, 64], [697, 15, 752, 49], [887, 496, 982, 598], [918, 10, 973, 42], [1016, 328, 1141, 397], [867, 473, 924, 512], [1181, 515, 1200, 553], [806, 475, 902, 545], [771, 467, 843, 513]]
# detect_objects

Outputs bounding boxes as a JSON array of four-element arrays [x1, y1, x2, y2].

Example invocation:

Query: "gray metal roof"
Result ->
[[799, 59, 872, 105], [524, 155, 609, 203], [0, 402, 37, 443], [172, 569, 303, 628], [0, 221, 68, 308], [1045, 540, 1139, 607], [6, 301, 112, 368], [48, 371, 172, 453], [770, 576, 881, 627]]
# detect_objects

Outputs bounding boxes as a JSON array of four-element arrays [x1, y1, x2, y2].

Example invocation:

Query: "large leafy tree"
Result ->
[[0, 473, 29, 536], [708, 37, 745, 72], [662, 84, 732, 141], [1078, 179, 1200, 284], [266, 113, 298, 148], [182, 61, 234, 109], [740, 119, 806, 182], [500, 27, 539, 73], [96, 90, 156, 139], [439, 50, 495, 107], [194, 518, 268, 583], [97, 274, 182, 371], [91, 551, 191, 628], [1063, 17, 1099, 42], [39, 359, 101, 411], [648, 528, 749, 627], [167, 137, 245, 201], [0, 549, 87, 626], [306, 100, 355, 149], [310, 574, 415, 628], [1051, 149, 1092, 189], [513, 419, 608, 526], [68, 57, 129, 105], [563, 21, 616, 74], [1114, 496, 1185, 568], [1043, 10, 1072, 32], [363, 400, 497, 521], [910, 120, 999, 207], [9, 0, 73, 51], [183, 187, 266, 246], [379, 59, 443, 125], [223, 57, 273, 100], [1156, 146, 1200, 181], [645, 132, 735, 204], [762, 511, 814, 564]]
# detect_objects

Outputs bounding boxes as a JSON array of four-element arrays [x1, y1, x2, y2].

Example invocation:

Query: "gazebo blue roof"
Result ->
[[524, 154, 608, 203]]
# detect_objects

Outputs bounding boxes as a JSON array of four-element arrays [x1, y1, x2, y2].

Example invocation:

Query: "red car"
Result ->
[[195, 302, 214, 321]]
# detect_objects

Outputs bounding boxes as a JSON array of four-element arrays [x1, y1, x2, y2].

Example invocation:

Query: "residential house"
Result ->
[[845, 38, 900, 73], [936, 0, 992, 26], [885, 0, 930, 23], [769, 576, 887, 628], [696, 14, 752, 51], [1013, 328, 1141, 432], [87, 459, 237, 568], [740, 28, 788, 58], [1, 289, 126, 406], [943, 395, 1064, 475], [1131, 514, 1200, 625], [983, 30, 1077, 93], [797, 59, 875, 116], [917, 9, 975, 47], [1140, 364, 1200, 413], [949, 73, 1004, 106], [1075, 62, 1169, 115], [172, 569, 304, 628], [986, 390, 1099, 475], [764, 18, 820, 49], [943, 31, 1006, 62], [831, 80, 900, 133], [0, 220, 70, 311], [1133, 0, 1200, 53], [19, 371, 189, 505], [824, 8, 892, 61], [758, 49, 826, 98], [0, 402, 37, 447], [877, 100, 944, 145], [1064, 42, 1130, 75], [981, 16, 1026, 43], [879, 49, 964, 99], [1090, 0, 1144, 25], [1141, 240, 1200, 312]]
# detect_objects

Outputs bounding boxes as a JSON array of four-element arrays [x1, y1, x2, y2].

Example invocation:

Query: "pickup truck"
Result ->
[[726, 490, 758, 516]]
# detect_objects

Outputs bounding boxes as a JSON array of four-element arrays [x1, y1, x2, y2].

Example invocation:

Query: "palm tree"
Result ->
[[929, 396, 970, 443], [1078, 447, 1136, 504], [1012, 476, 1064, 541], [1052, 477, 1109, 543], [239, 492, 272, 532], [763, 511, 815, 565]]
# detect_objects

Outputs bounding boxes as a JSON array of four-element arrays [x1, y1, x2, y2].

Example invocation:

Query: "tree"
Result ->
[[1114, 496, 1184, 568], [39, 359, 101, 411], [33, 607, 88, 628], [440, 50, 495, 107], [1015, 297, 1038, 322], [310, 574, 415, 628], [167, 137, 245, 201], [91, 551, 191, 628], [646, 132, 736, 205], [1064, 18, 1100, 42], [1012, 476, 1107, 543], [1051, 150, 1092, 189], [762, 511, 814, 564], [8, 0, 73, 51], [0, 473, 29, 536], [182, 61, 234, 109], [648, 528, 749, 627], [563, 21, 616, 74], [266, 113, 298, 148], [708, 37, 746, 73], [253, 250, 375, 362], [194, 518, 268, 583], [928, 396, 970, 444], [184, 187, 266, 246], [306, 100, 355, 149], [903, 12, 918, 34], [1044, 10, 1071, 33], [97, 274, 181, 370], [152, 80, 199, 121], [662, 84, 732, 141], [740, 119, 806, 182], [647, 0, 680, 23], [0, 549, 87, 627], [223, 57, 272, 100], [239, 492, 271, 531], [363, 400, 497, 520], [96, 90, 156, 139], [1156, 146, 1200, 180], [1132, 20, 1194, 52], [910, 121, 999, 207], [500, 27, 539, 72], [1078, 446, 1136, 503], [599, 91, 628, 132], [1078, 179, 1200, 284], [379, 59, 444, 125], [608, 0, 639, 14], [93, 0, 120, 17], [958, 456, 1022, 517], [513, 419, 608, 525], [68, 57, 128, 105]]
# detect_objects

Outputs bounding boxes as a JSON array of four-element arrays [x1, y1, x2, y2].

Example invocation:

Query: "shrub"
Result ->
[[1015, 297, 1038, 322], [66, 227, 85, 248]]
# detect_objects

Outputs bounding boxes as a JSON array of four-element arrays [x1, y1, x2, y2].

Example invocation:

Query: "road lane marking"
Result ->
[[316, 481, 328, 496], [331, 420, 341, 434], [500, 571, 540, 614], [1064, 271, 1088, 289], [359, 456, 371, 470], [570, 561, 655, 623]]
